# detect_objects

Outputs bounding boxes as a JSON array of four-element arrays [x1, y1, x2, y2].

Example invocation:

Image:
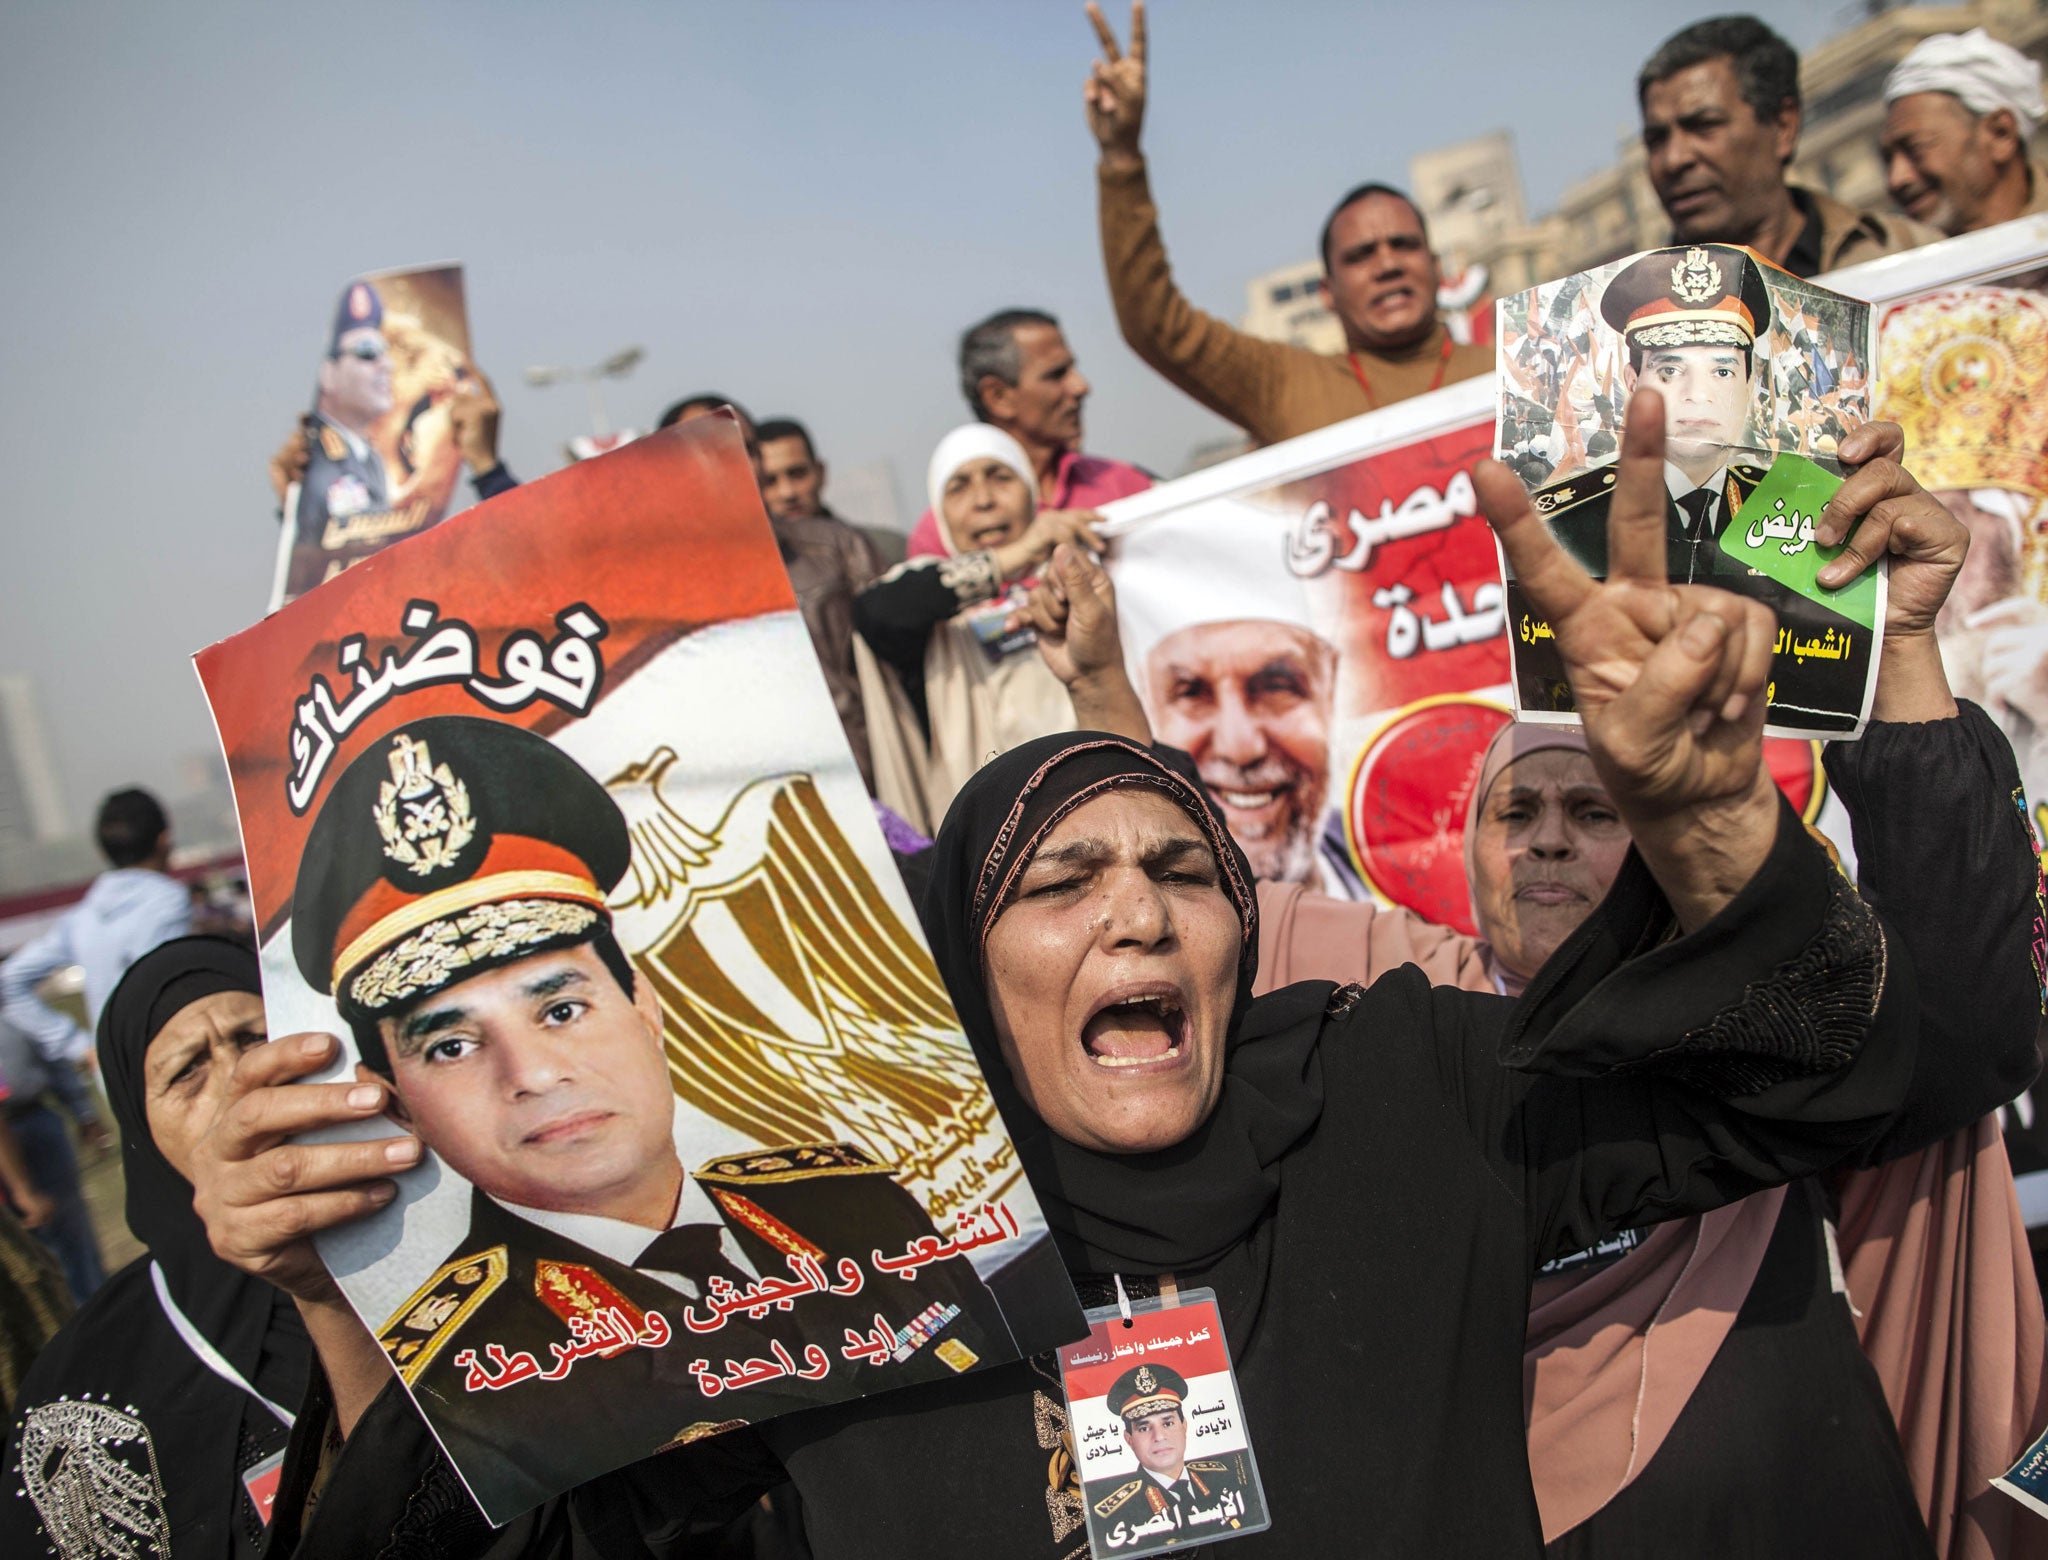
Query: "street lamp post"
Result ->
[[524, 346, 645, 437]]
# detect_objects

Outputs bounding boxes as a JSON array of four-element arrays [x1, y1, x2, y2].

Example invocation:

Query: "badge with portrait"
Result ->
[[1057, 1288, 1270, 1556], [269, 263, 476, 611], [198, 413, 1085, 1523], [1495, 243, 1884, 739]]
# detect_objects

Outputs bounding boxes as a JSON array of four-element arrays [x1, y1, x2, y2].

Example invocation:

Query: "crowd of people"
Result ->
[[6, 7, 2048, 1558]]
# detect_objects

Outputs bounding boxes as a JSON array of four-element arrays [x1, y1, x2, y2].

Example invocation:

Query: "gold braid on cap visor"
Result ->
[[1629, 316, 1752, 350], [1118, 1393, 1183, 1422], [346, 896, 603, 1011]]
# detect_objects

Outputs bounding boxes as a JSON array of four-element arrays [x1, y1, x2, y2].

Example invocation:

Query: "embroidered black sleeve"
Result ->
[[1501, 796, 1893, 1099], [373, 1450, 495, 1560], [937, 549, 1000, 606], [1603, 867, 1885, 1096]]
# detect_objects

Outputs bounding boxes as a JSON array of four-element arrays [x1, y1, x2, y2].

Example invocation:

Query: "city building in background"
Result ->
[[0, 677, 67, 854]]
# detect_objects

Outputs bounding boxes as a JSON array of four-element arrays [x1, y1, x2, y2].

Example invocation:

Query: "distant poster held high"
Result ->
[[270, 265, 474, 609], [1495, 243, 1884, 738], [198, 416, 1082, 1522]]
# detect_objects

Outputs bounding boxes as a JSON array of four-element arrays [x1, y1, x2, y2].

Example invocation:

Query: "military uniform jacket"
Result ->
[[377, 1142, 1012, 1520], [1084, 1453, 1263, 1546], [1508, 461, 1868, 732], [284, 419, 425, 599]]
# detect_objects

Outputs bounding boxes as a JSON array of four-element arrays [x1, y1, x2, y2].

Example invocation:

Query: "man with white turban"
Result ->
[[1882, 28, 2048, 235], [1110, 497, 1365, 897]]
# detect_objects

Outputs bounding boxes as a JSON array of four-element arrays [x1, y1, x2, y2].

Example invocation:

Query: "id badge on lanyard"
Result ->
[[1055, 1286, 1271, 1556]]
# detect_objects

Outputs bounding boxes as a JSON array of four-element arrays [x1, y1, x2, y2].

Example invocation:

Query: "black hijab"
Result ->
[[2, 935, 309, 1559], [98, 935, 284, 1377], [919, 734, 1326, 1279]]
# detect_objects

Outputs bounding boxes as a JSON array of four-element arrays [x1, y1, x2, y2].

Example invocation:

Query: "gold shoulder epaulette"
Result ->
[[1095, 1479, 1144, 1517], [1188, 1459, 1230, 1473], [695, 1141, 896, 1185], [318, 425, 348, 462], [1530, 465, 1616, 515], [377, 1245, 507, 1385]]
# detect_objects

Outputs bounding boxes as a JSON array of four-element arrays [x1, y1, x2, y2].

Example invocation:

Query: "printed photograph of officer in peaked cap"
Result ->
[[1083, 1363, 1262, 1550], [1502, 244, 1876, 733], [1529, 244, 1779, 583], [296, 282, 397, 554], [291, 713, 1013, 1519]]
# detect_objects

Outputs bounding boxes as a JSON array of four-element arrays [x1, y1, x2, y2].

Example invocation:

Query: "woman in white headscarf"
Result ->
[[852, 424, 1103, 829]]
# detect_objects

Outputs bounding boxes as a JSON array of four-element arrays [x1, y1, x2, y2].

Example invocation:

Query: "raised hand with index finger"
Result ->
[[1476, 385, 1782, 931]]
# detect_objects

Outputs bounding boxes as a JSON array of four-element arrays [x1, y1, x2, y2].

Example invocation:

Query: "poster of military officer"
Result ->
[[197, 412, 1082, 1522], [1060, 1295, 1269, 1556], [270, 265, 475, 609], [1494, 244, 1883, 738]]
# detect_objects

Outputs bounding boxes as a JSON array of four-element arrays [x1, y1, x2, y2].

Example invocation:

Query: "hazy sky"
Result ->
[[2, 0, 1847, 846]]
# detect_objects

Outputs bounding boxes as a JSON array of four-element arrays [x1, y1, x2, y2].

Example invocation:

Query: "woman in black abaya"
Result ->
[[1, 937, 312, 1559]]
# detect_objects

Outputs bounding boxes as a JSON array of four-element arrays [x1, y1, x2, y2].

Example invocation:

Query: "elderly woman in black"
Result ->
[[189, 394, 2040, 1558], [2, 937, 311, 1559]]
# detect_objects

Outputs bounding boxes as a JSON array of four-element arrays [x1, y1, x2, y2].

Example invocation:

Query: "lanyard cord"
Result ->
[[151, 1261, 296, 1428], [1348, 330, 1454, 411]]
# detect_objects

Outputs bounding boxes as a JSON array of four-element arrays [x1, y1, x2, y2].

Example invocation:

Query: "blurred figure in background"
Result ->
[[1, 787, 197, 1301], [668, 400, 886, 790], [0, 1104, 68, 1414], [854, 425, 1099, 828], [904, 308, 1149, 558], [1883, 28, 2048, 237]]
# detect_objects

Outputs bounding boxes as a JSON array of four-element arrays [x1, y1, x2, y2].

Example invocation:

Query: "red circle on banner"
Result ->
[[1763, 736, 1825, 822], [1345, 705, 1829, 937], [1345, 696, 1511, 937]]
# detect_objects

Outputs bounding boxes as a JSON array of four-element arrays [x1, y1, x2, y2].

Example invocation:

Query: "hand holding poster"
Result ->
[[270, 265, 476, 609], [200, 416, 1081, 1522], [1495, 244, 1884, 738]]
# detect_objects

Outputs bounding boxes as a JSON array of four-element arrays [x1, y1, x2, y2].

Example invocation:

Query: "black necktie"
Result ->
[[1678, 486, 1719, 538], [634, 1223, 751, 1289], [1676, 487, 1720, 584]]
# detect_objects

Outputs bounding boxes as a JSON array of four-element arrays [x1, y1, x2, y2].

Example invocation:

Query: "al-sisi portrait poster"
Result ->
[[197, 415, 1082, 1523]]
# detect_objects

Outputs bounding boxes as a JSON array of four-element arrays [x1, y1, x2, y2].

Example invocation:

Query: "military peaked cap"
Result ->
[[292, 716, 631, 1022], [1599, 243, 1776, 353], [1106, 1362, 1189, 1424], [329, 278, 385, 354]]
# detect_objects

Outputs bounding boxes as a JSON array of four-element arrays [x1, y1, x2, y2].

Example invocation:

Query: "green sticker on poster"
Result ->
[[1716, 452, 1878, 631]]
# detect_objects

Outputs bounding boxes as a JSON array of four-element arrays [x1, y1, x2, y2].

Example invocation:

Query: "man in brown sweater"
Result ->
[[1637, 15, 1939, 278], [1084, 2, 1490, 448]]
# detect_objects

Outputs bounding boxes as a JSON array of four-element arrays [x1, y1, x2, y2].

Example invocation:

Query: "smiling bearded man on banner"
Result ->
[[1110, 498, 1362, 898]]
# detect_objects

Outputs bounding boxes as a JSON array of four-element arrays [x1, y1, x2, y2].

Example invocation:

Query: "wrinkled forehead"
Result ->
[[972, 757, 1254, 949], [1492, 746, 1605, 799], [1641, 56, 1750, 123], [1884, 90, 1982, 137], [1146, 620, 1330, 681], [143, 988, 265, 1069], [1027, 786, 1216, 862]]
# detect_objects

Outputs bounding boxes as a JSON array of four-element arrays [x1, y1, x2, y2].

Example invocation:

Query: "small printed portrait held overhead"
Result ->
[[1495, 243, 1882, 738]]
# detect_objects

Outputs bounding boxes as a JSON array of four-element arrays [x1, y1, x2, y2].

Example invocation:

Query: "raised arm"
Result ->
[[1086, 2, 1298, 443]]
